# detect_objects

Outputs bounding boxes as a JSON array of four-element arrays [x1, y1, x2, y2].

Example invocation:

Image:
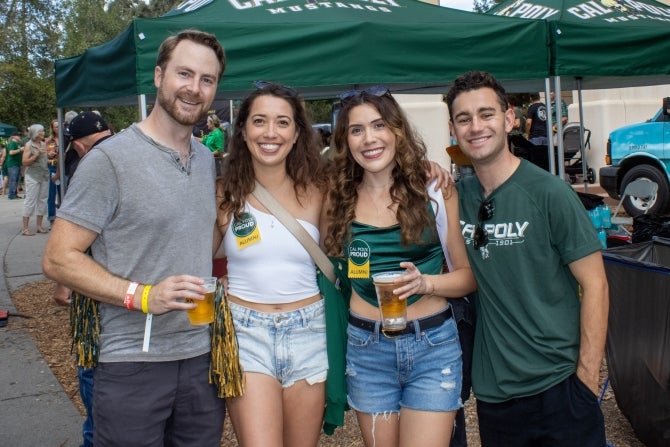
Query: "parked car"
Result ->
[[599, 97, 670, 216]]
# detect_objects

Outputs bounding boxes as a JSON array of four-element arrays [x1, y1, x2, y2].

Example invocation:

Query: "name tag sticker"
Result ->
[[232, 213, 261, 249], [347, 239, 371, 279]]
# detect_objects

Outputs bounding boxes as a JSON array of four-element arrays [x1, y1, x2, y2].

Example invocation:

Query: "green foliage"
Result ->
[[0, 0, 181, 132], [62, 0, 119, 57], [136, 0, 181, 17], [0, 59, 55, 130], [473, 0, 503, 13], [0, 0, 62, 127], [306, 99, 337, 125]]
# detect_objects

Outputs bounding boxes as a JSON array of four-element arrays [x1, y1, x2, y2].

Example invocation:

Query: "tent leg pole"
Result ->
[[139, 95, 147, 120], [544, 78, 556, 176], [57, 108, 67, 195], [554, 76, 566, 182], [576, 77, 588, 193]]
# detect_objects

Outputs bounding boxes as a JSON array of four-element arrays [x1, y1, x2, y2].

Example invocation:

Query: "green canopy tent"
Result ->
[[54, 0, 551, 107], [490, 0, 670, 89], [0, 121, 17, 138], [489, 0, 670, 182]]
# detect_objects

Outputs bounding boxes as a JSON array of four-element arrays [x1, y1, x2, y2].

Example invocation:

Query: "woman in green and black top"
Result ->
[[321, 87, 476, 447]]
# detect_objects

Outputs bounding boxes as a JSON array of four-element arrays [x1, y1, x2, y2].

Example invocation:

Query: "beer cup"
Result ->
[[186, 277, 217, 325], [372, 271, 408, 331]]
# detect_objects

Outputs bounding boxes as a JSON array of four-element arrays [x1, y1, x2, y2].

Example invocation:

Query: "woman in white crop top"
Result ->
[[213, 81, 328, 447]]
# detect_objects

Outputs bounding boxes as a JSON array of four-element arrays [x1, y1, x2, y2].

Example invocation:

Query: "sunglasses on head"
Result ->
[[253, 80, 298, 97], [473, 199, 494, 250], [339, 85, 391, 102]]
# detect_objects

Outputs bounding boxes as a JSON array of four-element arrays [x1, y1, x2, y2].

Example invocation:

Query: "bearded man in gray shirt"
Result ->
[[43, 29, 227, 446]]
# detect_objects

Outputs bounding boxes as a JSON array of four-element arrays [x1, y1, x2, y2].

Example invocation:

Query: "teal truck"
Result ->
[[600, 97, 670, 216]]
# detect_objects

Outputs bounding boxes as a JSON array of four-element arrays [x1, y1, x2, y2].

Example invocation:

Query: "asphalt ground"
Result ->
[[0, 193, 83, 447]]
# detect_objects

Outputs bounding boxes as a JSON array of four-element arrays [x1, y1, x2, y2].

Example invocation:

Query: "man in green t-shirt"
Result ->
[[446, 71, 609, 447], [5, 133, 24, 199]]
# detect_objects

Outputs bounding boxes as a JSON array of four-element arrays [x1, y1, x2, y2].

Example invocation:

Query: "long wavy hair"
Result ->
[[323, 92, 435, 257], [217, 84, 324, 220]]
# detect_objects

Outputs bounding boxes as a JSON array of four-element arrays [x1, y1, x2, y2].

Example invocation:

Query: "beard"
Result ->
[[156, 87, 208, 127]]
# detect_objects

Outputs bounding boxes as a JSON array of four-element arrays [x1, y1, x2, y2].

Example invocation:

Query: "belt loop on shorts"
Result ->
[[413, 319, 422, 342]]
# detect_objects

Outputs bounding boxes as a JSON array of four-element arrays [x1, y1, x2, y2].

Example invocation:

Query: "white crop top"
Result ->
[[223, 202, 320, 304]]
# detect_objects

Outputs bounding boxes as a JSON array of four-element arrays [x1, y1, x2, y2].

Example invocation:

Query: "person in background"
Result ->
[[322, 86, 476, 447], [508, 97, 525, 138], [201, 113, 225, 154], [0, 142, 6, 195], [5, 132, 23, 200], [446, 70, 608, 447], [43, 29, 227, 446], [54, 110, 85, 191], [525, 92, 548, 146], [51, 111, 113, 447], [45, 119, 61, 223], [21, 124, 50, 235], [215, 81, 328, 447], [551, 91, 569, 127]]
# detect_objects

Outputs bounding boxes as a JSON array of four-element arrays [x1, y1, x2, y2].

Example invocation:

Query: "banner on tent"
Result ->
[[494, 0, 670, 23], [173, 0, 402, 15]]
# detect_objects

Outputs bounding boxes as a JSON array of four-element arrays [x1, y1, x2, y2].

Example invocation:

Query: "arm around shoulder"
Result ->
[[426, 184, 477, 298]]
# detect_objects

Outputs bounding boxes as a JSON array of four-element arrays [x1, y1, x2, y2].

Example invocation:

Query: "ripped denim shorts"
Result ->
[[345, 309, 462, 413]]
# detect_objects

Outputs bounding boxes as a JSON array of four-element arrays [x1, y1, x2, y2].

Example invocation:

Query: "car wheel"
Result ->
[[587, 168, 596, 184], [620, 165, 669, 216]]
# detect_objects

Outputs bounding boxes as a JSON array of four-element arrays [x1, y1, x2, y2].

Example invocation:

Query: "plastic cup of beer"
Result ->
[[372, 271, 408, 332], [186, 277, 217, 325]]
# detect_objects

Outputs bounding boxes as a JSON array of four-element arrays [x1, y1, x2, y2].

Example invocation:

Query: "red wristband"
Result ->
[[124, 282, 139, 310]]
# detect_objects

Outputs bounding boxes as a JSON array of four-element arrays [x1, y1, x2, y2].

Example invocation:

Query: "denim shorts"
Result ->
[[346, 309, 463, 414], [230, 299, 328, 387]]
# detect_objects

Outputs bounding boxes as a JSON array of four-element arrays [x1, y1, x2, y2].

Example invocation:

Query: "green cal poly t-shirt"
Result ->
[[457, 159, 602, 403]]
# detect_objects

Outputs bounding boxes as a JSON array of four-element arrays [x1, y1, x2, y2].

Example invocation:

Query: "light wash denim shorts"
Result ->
[[346, 309, 463, 413], [230, 299, 328, 387]]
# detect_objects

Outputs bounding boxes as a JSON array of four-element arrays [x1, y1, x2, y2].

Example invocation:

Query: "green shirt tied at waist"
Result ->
[[344, 216, 443, 307]]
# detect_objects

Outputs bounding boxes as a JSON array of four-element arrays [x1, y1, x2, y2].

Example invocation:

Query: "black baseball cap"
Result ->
[[66, 112, 109, 143]]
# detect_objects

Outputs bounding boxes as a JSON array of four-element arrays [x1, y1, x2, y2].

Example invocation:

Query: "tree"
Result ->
[[306, 99, 336, 125], [0, 0, 63, 127], [473, 0, 503, 13], [135, 0, 180, 17], [0, 59, 55, 131], [62, 0, 121, 57], [59, 0, 180, 131]]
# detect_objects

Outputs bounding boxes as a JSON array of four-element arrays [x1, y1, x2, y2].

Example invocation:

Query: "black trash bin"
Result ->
[[603, 237, 670, 447]]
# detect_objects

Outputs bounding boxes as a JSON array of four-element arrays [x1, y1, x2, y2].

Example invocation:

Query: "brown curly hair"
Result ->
[[217, 83, 325, 221], [323, 91, 436, 256]]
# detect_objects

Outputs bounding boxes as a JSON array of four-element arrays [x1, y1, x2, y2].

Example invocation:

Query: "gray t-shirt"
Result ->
[[58, 124, 216, 362]]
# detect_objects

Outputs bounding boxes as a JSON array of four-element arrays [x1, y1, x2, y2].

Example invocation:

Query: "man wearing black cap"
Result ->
[[51, 110, 112, 447], [61, 111, 112, 191], [43, 30, 227, 446]]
